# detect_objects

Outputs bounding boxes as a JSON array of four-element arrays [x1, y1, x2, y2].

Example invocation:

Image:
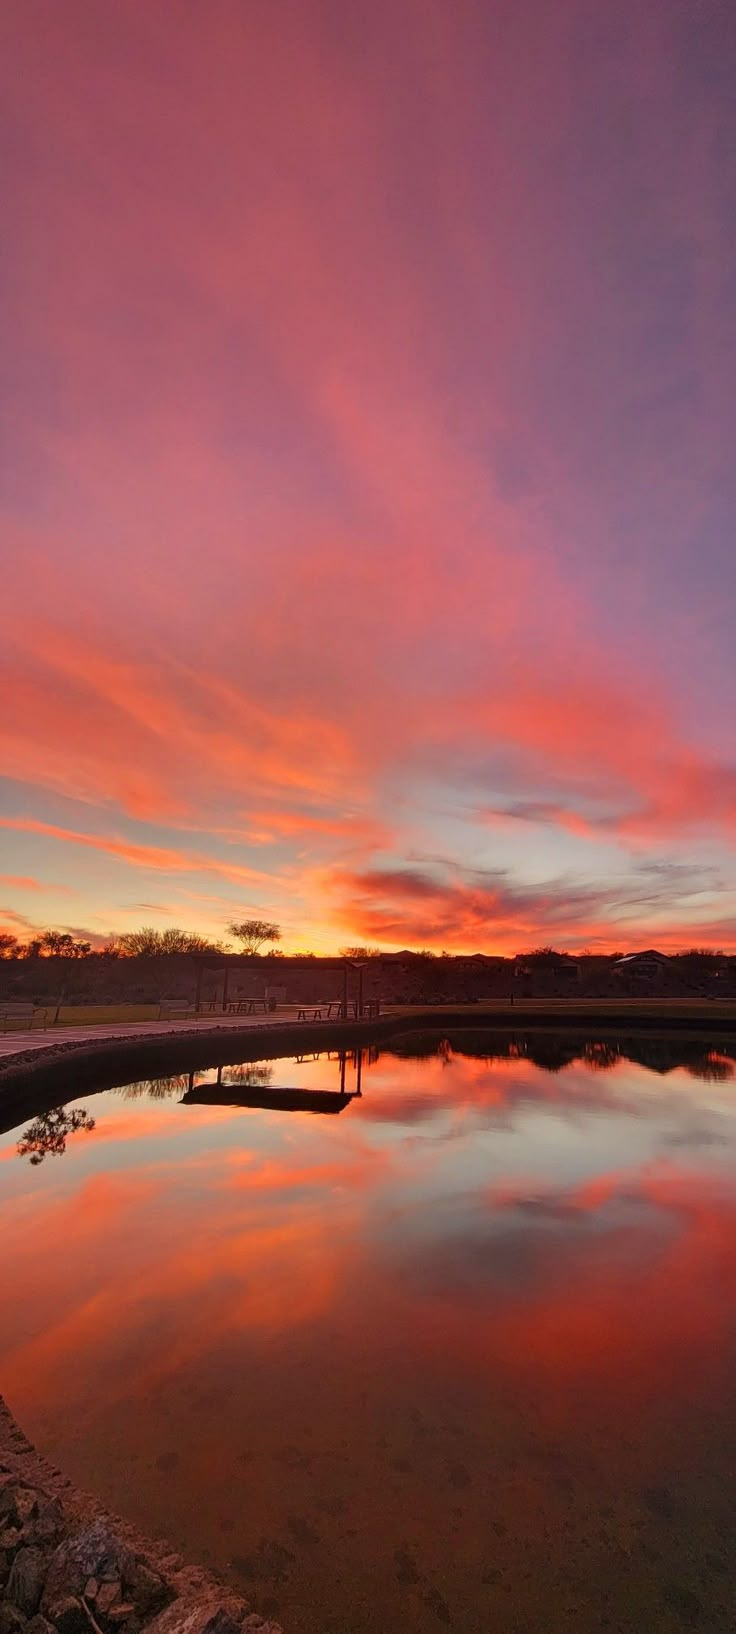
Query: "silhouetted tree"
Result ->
[[339, 945, 382, 959], [40, 930, 73, 955], [17, 1107, 95, 1165], [116, 926, 223, 955], [12, 930, 93, 958], [0, 933, 18, 958], [227, 919, 281, 955], [674, 948, 725, 972], [39, 930, 92, 957]]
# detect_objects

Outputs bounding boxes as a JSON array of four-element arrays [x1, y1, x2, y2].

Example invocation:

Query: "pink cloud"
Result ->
[[1, 0, 735, 946]]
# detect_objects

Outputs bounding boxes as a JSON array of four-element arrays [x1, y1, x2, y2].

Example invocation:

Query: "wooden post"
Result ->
[[222, 963, 230, 1013], [342, 962, 348, 1021], [195, 961, 204, 1014]]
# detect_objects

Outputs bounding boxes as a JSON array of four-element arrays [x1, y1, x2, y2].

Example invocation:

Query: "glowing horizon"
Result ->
[[2, 2, 736, 955]]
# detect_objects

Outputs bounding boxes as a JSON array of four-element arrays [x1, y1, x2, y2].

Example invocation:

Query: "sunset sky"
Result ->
[[2, 0, 736, 954]]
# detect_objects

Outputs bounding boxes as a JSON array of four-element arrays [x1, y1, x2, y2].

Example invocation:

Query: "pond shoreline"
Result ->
[[1, 1004, 735, 1136], [0, 1395, 283, 1634]]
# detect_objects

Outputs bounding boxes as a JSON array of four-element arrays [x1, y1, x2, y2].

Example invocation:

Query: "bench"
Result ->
[[158, 1000, 195, 1021], [0, 1002, 52, 1032]]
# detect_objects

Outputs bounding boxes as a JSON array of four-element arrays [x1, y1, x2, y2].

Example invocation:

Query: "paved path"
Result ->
[[0, 1013, 287, 1061]]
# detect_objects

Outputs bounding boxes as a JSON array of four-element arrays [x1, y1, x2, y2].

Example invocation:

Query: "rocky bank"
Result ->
[[0, 1400, 282, 1634]]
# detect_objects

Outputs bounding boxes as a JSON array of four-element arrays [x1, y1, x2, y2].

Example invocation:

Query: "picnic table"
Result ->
[[293, 999, 380, 1021], [296, 1000, 344, 1021]]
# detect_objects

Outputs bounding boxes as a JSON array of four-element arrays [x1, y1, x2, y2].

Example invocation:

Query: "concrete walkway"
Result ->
[[0, 1012, 288, 1061]]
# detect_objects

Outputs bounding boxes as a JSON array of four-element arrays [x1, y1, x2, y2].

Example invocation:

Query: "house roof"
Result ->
[[614, 949, 669, 965]]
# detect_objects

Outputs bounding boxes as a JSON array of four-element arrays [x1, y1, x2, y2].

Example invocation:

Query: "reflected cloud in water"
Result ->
[[2, 1029, 736, 1634]]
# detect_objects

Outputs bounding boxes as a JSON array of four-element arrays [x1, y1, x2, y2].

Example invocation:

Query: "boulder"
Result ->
[[0, 1605, 27, 1634], [29, 1501, 65, 1548], [13, 1493, 38, 1529], [25, 1619, 56, 1634], [127, 1562, 170, 1618], [0, 1485, 39, 1530], [0, 1527, 22, 1560], [42, 1523, 135, 1621], [144, 1595, 245, 1634], [95, 1582, 122, 1616], [49, 1597, 88, 1634], [7, 1547, 47, 1616]]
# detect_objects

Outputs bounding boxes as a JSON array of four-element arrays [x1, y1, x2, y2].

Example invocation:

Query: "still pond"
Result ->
[[1, 1030, 736, 1633]]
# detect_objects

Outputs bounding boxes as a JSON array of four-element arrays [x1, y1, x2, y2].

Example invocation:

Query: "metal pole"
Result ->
[[222, 963, 230, 1013], [342, 961, 348, 1021]]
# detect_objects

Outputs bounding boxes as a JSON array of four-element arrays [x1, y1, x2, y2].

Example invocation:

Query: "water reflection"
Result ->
[[2, 1030, 736, 1634], [16, 1105, 96, 1165], [387, 1028, 736, 1079], [10, 1032, 736, 1161], [122, 1074, 192, 1100]]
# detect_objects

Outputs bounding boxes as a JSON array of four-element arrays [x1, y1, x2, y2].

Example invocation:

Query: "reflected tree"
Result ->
[[383, 1032, 736, 1080], [684, 1052, 734, 1083], [225, 1062, 274, 1088], [17, 1107, 95, 1165], [524, 1040, 579, 1073], [582, 1041, 622, 1073], [122, 1075, 190, 1099]]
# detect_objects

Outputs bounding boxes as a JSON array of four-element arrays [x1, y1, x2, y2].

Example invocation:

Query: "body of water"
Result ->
[[2, 1030, 736, 1632]]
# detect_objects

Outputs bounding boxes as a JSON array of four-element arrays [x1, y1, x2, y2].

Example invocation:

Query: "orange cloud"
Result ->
[[317, 858, 736, 954], [0, 816, 275, 889]]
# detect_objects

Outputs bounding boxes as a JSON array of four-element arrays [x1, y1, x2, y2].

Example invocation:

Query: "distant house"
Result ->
[[613, 949, 670, 977], [514, 953, 579, 979]]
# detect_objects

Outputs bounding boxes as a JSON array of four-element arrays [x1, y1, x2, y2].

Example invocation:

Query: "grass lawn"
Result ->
[[385, 998, 736, 1023]]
